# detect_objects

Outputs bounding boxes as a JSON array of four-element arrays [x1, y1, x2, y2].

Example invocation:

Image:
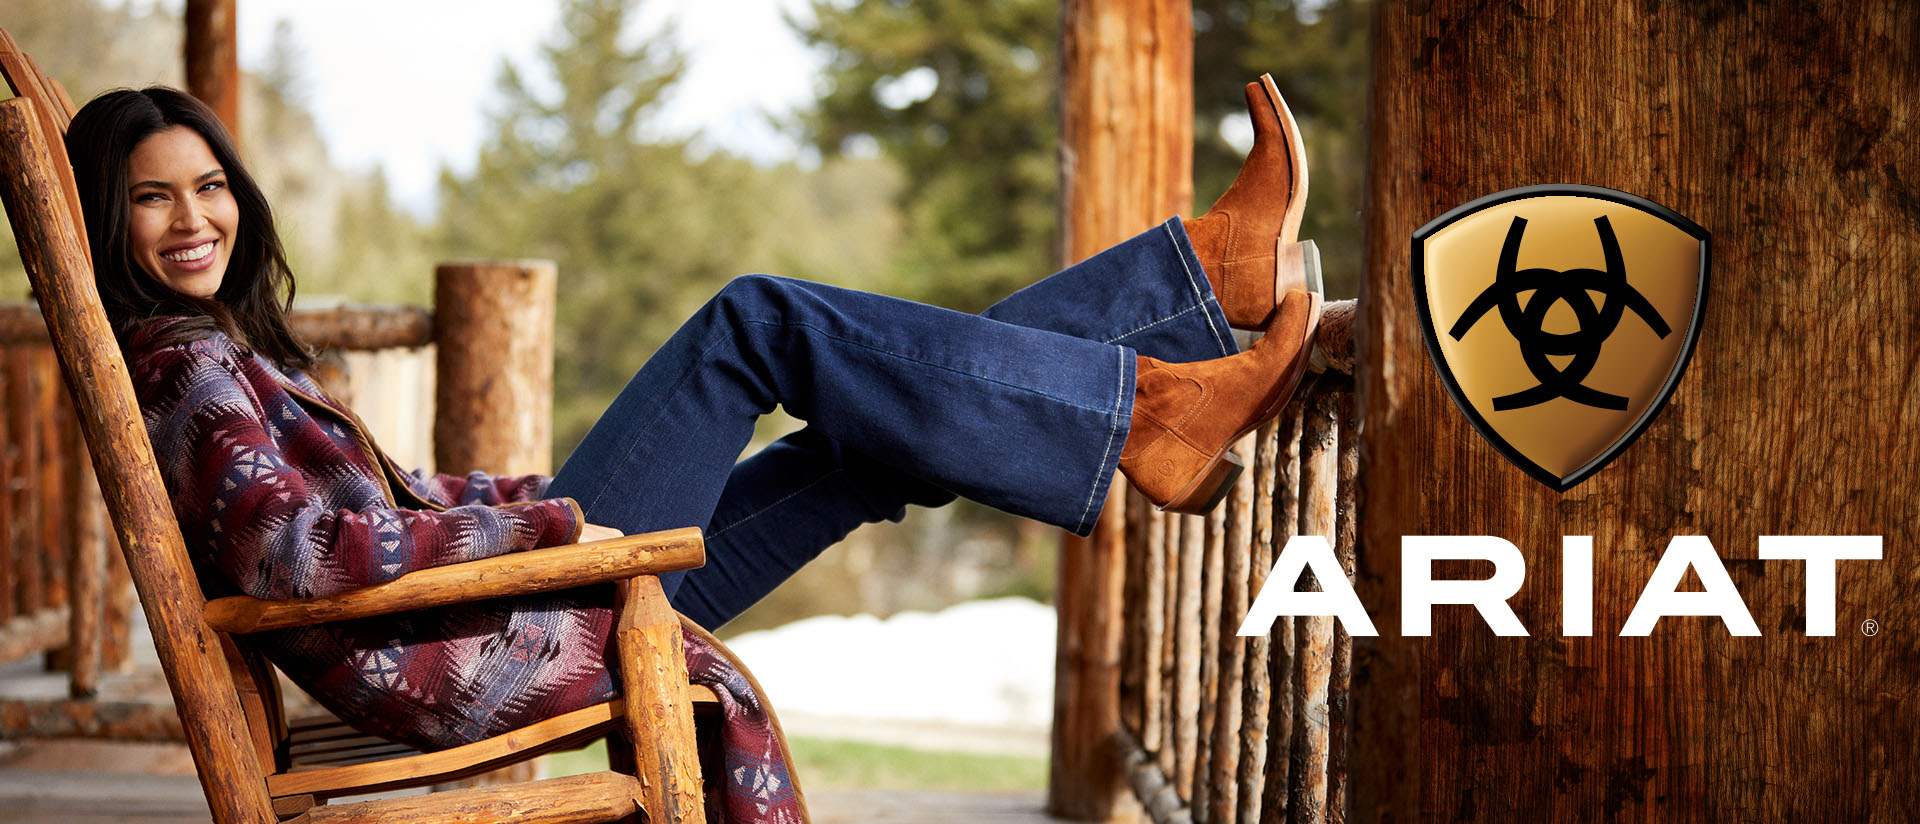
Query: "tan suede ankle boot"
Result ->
[[1120, 288, 1322, 514], [1183, 74, 1314, 330]]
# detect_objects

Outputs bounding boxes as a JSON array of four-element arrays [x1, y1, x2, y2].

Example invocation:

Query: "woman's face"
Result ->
[[125, 126, 238, 299]]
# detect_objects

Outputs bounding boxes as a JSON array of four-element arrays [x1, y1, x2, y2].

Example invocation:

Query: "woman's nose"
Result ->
[[171, 199, 208, 232]]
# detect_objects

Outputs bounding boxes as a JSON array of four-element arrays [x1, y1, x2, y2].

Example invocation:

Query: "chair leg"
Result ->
[[604, 729, 642, 824], [615, 576, 704, 823]]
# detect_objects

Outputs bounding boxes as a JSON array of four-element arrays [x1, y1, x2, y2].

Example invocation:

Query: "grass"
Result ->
[[547, 736, 1047, 792]]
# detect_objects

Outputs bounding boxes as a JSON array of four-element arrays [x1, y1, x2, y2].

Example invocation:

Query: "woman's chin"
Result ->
[[152, 267, 225, 300]]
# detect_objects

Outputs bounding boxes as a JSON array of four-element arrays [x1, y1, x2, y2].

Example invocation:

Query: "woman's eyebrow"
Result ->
[[129, 168, 225, 190]]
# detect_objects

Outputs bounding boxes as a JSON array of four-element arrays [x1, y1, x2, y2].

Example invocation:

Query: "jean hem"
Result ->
[[1160, 218, 1236, 358], [1071, 345, 1135, 536]]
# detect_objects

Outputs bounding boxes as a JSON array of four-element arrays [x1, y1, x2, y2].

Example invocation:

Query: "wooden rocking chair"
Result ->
[[0, 30, 769, 823]]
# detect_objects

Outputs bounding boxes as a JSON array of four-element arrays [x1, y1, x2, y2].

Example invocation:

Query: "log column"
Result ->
[[183, 0, 239, 139], [433, 261, 557, 477], [1051, 1, 1192, 819], [1354, 2, 1920, 820]]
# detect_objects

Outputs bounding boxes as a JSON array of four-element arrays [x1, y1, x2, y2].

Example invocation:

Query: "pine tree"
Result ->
[[797, 0, 1373, 302], [797, 0, 1060, 312], [437, 0, 814, 455]]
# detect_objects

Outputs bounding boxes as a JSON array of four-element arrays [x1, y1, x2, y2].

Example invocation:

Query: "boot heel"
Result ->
[[1278, 238, 1323, 298], [1162, 449, 1245, 515]]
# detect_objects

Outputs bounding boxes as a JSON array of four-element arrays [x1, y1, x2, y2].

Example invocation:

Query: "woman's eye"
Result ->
[[134, 193, 165, 204], [199, 180, 226, 194]]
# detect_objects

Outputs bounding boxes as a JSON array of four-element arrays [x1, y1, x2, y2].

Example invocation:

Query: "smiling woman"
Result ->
[[126, 126, 238, 299], [64, 86, 312, 372], [59, 76, 1327, 761]]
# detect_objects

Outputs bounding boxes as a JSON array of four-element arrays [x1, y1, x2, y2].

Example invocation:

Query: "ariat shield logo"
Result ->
[[1413, 185, 1709, 491]]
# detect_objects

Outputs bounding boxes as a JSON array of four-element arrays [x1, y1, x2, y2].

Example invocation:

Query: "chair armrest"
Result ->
[[203, 527, 703, 634]]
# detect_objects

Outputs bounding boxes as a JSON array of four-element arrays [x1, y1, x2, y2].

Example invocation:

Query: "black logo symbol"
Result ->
[[1449, 216, 1671, 411], [1411, 183, 1710, 492]]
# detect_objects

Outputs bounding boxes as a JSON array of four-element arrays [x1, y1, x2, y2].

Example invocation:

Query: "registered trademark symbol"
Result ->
[[1862, 618, 1879, 637]]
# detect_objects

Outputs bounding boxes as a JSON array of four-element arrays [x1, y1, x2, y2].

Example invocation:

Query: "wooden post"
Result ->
[[0, 96, 276, 824], [0, 360, 14, 625], [1191, 500, 1225, 816], [1051, 1, 1192, 818], [100, 530, 132, 672], [1325, 382, 1357, 824], [10, 349, 47, 617], [38, 350, 69, 618], [1157, 514, 1179, 780], [1287, 386, 1339, 824], [1260, 396, 1308, 823], [183, 0, 240, 139], [433, 261, 557, 477], [1355, 2, 1920, 820], [1173, 511, 1204, 795], [1236, 418, 1284, 824], [65, 397, 104, 697]]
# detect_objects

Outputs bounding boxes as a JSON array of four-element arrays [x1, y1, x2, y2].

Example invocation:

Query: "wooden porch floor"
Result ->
[[0, 615, 1063, 823], [0, 739, 1060, 823]]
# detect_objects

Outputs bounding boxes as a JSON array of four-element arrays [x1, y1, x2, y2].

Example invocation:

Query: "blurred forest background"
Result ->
[[0, 0, 1370, 633]]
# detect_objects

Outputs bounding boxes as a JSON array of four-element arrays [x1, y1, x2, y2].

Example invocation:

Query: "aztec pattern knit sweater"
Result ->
[[130, 328, 806, 822]]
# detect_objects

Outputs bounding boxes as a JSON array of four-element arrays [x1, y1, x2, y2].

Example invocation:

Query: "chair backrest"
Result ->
[[0, 37, 283, 823]]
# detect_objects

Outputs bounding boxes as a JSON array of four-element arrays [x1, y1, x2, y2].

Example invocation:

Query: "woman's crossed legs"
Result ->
[[547, 218, 1234, 628]]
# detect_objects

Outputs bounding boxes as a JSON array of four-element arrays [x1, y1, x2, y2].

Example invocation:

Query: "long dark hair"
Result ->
[[64, 87, 313, 370]]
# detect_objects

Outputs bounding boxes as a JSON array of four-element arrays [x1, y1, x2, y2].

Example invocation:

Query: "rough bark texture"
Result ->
[[617, 577, 704, 824], [1286, 387, 1339, 824], [1355, 2, 1920, 821], [1204, 438, 1255, 824], [1325, 384, 1357, 824], [0, 96, 277, 823], [1051, 1, 1192, 819], [1173, 509, 1204, 795], [433, 261, 557, 477], [1236, 419, 1282, 824]]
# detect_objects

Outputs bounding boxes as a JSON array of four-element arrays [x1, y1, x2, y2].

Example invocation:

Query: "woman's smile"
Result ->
[[126, 126, 238, 298]]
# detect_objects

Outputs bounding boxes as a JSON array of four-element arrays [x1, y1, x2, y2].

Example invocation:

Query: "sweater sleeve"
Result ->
[[405, 470, 557, 507], [137, 344, 583, 601]]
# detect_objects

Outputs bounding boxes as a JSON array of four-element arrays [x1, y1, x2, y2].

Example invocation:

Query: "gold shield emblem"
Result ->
[[1413, 185, 1709, 491]]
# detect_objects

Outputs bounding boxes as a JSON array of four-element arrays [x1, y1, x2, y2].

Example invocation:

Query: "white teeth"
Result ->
[[162, 241, 214, 262]]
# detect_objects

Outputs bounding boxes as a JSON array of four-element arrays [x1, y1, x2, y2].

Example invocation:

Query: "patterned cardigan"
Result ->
[[131, 327, 803, 821]]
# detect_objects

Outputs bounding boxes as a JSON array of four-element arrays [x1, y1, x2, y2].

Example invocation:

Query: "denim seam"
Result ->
[[1100, 302, 1208, 345], [705, 468, 848, 542], [1161, 220, 1235, 357], [1075, 346, 1130, 533], [737, 318, 1116, 414]]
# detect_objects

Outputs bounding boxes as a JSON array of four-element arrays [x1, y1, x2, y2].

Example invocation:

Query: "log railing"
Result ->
[[0, 263, 551, 739], [1116, 299, 1358, 824]]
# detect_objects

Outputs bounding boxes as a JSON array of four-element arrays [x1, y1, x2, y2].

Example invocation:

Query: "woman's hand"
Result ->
[[577, 522, 624, 543]]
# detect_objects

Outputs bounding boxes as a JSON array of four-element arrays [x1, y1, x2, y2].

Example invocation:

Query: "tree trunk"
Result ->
[[183, 0, 239, 139], [1051, 1, 1193, 819], [1354, 2, 1919, 820]]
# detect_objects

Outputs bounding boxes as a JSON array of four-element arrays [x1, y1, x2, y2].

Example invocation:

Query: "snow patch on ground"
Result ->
[[725, 597, 1057, 735]]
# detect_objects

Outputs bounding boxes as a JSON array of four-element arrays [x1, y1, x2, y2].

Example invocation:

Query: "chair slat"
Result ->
[[301, 771, 645, 824], [267, 701, 621, 799]]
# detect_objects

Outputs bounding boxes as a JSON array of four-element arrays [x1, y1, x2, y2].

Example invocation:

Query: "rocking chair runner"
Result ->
[[0, 30, 801, 823]]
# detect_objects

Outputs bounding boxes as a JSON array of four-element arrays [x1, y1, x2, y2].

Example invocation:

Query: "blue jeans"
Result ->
[[546, 218, 1235, 628]]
